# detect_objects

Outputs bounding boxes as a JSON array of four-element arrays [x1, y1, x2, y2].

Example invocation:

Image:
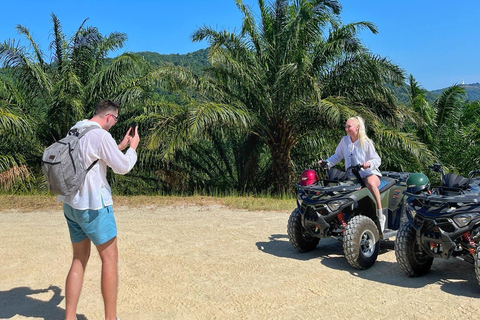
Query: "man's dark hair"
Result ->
[[95, 99, 119, 116]]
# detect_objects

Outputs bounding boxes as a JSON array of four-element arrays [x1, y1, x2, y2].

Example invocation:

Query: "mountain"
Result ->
[[430, 82, 480, 101], [384, 82, 480, 105]]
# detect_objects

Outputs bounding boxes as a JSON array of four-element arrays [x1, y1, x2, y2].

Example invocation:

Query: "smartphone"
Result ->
[[130, 121, 137, 137]]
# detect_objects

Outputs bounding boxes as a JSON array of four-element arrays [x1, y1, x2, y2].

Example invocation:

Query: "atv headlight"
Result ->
[[453, 213, 480, 228], [328, 199, 348, 212], [405, 203, 417, 219]]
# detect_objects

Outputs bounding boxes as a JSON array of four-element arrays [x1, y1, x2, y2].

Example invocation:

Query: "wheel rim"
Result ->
[[413, 242, 431, 264], [302, 230, 316, 242], [360, 230, 376, 257]]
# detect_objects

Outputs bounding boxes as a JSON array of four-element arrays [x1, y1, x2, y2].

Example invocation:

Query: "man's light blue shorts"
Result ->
[[63, 203, 117, 246]]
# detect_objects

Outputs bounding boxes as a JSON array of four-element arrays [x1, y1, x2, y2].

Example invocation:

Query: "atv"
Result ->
[[395, 163, 480, 286], [287, 162, 411, 269]]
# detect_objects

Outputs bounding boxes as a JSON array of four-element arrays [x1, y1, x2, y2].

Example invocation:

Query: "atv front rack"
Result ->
[[296, 182, 361, 195], [405, 192, 480, 206]]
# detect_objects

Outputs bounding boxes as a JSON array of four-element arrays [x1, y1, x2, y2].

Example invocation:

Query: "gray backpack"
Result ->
[[41, 126, 99, 195]]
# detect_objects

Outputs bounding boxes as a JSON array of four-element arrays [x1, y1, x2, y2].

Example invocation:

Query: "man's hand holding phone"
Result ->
[[119, 121, 140, 151], [129, 121, 140, 150], [130, 122, 137, 137]]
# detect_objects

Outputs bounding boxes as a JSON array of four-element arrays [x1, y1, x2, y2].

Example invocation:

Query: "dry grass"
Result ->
[[0, 165, 30, 191], [0, 195, 296, 213]]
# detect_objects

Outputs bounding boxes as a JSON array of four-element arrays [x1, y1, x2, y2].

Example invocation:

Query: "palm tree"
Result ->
[[0, 69, 34, 189], [430, 85, 472, 173], [140, 93, 251, 193], [0, 13, 151, 143], [455, 100, 480, 172], [0, 13, 154, 191], [405, 80, 478, 175], [190, 0, 429, 193]]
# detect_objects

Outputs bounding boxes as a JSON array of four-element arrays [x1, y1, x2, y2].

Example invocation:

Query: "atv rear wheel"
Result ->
[[287, 208, 320, 252], [343, 215, 379, 270], [475, 246, 480, 286], [395, 221, 433, 277]]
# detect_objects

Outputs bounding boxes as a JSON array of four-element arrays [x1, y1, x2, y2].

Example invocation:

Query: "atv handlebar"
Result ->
[[468, 169, 480, 185], [428, 163, 445, 174], [317, 162, 363, 172], [347, 164, 365, 187], [317, 160, 329, 169], [428, 163, 480, 185], [347, 164, 363, 173]]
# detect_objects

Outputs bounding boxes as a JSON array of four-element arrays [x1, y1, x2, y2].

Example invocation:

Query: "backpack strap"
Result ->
[[87, 159, 99, 171], [69, 125, 101, 171], [69, 125, 101, 138]]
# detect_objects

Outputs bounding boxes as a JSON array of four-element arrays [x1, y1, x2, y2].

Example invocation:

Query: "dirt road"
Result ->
[[1, 203, 479, 319]]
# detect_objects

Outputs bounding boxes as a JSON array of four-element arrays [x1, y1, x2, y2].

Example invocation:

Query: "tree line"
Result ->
[[1, 0, 479, 196]]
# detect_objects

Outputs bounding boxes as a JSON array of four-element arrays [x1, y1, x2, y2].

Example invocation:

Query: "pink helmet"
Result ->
[[300, 169, 318, 186]]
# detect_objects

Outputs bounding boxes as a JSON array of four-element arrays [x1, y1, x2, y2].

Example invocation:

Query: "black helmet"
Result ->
[[406, 173, 430, 193]]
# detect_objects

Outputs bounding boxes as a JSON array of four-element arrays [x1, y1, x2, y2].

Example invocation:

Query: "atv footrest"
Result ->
[[381, 229, 397, 240]]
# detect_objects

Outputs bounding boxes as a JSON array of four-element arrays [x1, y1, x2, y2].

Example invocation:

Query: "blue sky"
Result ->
[[1, 0, 479, 91]]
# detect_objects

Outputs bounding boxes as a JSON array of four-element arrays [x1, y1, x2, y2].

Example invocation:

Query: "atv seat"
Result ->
[[433, 173, 470, 195], [442, 173, 469, 189], [378, 176, 396, 193]]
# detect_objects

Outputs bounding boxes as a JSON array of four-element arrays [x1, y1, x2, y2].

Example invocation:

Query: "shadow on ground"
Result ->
[[257, 233, 480, 298], [256, 234, 393, 260], [0, 285, 87, 320]]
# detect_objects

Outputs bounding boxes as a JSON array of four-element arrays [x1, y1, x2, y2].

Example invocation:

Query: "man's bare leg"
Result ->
[[97, 237, 118, 320], [65, 238, 91, 320]]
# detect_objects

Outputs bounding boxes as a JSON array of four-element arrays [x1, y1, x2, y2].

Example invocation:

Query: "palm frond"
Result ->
[[50, 13, 66, 68], [374, 126, 434, 165], [0, 105, 31, 136], [14, 24, 45, 67], [433, 84, 466, 127]]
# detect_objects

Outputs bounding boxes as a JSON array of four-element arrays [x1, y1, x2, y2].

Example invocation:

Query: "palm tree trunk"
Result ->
[[266, 121, 295, 195], [270, 146, 294, 194]]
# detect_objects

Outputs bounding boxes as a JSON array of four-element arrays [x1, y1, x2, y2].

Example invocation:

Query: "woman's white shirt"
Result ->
[[326, 135, 381, 178]]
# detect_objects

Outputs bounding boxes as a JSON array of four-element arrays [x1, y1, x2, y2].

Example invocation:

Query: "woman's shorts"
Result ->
[[63, 203, 117, 246]]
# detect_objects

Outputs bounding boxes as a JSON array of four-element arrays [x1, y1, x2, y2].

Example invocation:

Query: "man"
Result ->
[[59, 99, 139, 320]]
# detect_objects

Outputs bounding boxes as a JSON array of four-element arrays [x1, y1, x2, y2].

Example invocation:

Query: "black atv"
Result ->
[[287, 162, 411, 269], [395, 163, 480, 286]]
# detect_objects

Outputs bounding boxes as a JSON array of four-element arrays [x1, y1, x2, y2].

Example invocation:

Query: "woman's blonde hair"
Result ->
[[348, 116, 373, 150]]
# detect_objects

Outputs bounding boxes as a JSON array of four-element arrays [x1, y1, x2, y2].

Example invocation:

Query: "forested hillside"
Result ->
[[137, 49, 209, 75], [2, 49, 477, 103], [431, 82, 480, 101], [389, 84, 438, 104], [134, 49, 479, 103]]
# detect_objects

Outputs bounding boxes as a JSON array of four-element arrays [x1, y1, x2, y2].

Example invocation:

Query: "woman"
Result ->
[[318, 116, 385, 231]]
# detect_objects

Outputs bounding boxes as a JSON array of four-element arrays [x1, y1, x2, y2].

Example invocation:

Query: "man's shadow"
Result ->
[[0, 285, 87, 320]]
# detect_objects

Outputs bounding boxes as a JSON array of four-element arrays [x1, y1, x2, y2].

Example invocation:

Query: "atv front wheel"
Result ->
[[343, 215, 379, 270], [395, 222, 433, 277], [475, 246, 480, 286], [287, 208, 320, 252]]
